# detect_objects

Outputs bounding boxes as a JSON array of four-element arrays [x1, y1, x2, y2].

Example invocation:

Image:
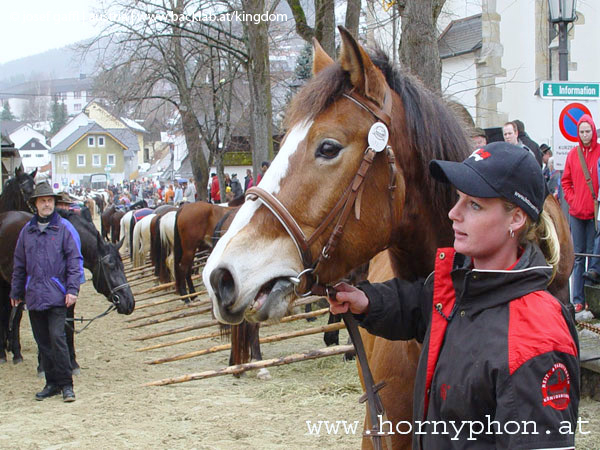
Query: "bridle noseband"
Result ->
[[94, 253, 131, 308], [245, 88, 398, 296]]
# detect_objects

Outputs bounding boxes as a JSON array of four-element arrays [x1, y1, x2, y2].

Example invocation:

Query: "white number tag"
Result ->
[[368, 122, 389, 152]]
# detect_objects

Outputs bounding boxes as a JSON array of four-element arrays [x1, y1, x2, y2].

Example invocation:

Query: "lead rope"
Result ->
[[65, 304, 117, 334]]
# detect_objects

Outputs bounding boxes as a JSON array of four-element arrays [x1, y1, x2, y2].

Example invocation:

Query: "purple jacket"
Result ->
[[10, 212, 83, 311]]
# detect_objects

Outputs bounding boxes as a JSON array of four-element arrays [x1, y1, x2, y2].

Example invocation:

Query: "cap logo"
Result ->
[[469, 148, 491, 162]]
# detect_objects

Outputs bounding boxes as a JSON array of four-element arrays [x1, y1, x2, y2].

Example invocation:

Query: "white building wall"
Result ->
[[441, 54, 478, 119], [50, 113, 93, 147], [9, 125, 48, 148], [20, 149, 50, 172]]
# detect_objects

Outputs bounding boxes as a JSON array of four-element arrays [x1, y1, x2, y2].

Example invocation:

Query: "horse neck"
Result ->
[[68, 217, 99, 271], [0, 186, 26, 213]]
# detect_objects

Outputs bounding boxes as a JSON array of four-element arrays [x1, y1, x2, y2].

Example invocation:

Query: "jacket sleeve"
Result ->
[[561, 152, 575, 207], [63, 223, 83, 295], [9, 227, 28, 300], [493, 349, 578, 449], [354, 276, 431, 343]]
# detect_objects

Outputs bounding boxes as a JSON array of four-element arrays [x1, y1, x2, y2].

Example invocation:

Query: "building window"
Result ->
[[88, 136, 95, 147], [74, 91, 81, 99], [22, 154, 31, 158], [35, 153, 44, 158], [107, 154, 116, 166], [144, 147, 150, 162], [92, 154, 101, 167], [77, 154, 86, 167], [74, 104, 81, 111], [98, 136, 105, 147]]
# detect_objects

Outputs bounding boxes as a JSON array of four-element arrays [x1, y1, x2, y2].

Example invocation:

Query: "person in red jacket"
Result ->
[[561, 114, 600, 312], [210, 173, 221, 203], [329, 143, 579, 449]]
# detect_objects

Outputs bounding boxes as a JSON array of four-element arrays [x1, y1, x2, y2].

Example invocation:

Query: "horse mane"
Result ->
[[57, 209, 101, 242], [285, 47, 470, 222], [0, 171, 32, 212]]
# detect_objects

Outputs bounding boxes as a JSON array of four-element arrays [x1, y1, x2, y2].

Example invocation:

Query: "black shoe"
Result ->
[[62, 386, 76, 402], [35, 384, 61, 401], [583, 270, 600, 283]]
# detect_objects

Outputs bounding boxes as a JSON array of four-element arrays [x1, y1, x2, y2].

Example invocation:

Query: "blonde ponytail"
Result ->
[[519, 210, 560, 282]]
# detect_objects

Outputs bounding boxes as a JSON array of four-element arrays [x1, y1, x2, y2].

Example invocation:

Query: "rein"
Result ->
[[245, 88, 397, 449], [66, 304, 117, 334]]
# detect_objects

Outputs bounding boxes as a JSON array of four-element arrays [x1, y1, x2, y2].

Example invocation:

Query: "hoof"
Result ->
[[306, 316, 317, 322], [13, 356, 23, 364], [343, 351, 356, 362], [256, 368, 272, 380]]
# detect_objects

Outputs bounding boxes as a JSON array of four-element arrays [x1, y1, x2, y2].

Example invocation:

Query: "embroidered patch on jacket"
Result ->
[[541, 362, 570, 410]]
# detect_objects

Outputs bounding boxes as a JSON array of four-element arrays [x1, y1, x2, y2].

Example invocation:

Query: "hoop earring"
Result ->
[[509, 228, 515, 238]]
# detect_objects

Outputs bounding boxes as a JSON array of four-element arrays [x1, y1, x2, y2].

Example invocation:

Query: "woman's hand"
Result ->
[[327, 282, 370, 315]]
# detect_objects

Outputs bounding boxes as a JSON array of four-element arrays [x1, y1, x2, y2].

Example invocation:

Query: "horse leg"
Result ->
[[323, 312, 341, 347], [304, 303, 316, 322], [66, 305, 80, 375], [9, 303, 24, 364], [249, 323, 271, 380], [0, 289, 9, 363]]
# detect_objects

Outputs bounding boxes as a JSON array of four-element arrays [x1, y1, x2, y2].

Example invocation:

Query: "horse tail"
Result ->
[[173, 209, 184, 293], [132, 220, 143, 267], [230, 321, 251, 365], [151, 216, 162, 277], [129, 215, 135, 259], [159, 214, 175, 283]]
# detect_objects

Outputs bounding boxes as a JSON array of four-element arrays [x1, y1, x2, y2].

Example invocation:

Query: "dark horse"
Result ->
[[203, 30, 574, 449], [0, 209, 135, 369], [0, 167, 37, 213]]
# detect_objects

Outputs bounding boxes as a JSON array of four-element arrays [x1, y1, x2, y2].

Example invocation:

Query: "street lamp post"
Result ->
[[548, 0, 577, 81]]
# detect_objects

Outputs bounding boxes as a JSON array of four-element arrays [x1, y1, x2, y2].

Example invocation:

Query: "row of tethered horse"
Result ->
[[0, 169, 348, 385]]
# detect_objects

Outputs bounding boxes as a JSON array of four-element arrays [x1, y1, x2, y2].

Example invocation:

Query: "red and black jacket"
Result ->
[[357, 243, 579, 449]]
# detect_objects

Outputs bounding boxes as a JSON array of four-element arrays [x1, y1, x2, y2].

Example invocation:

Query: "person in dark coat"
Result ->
[[328, 143, 579, 449], [230, 173, 243, 199], [513, 119, 543, 167], [10, 182, 84, 402]]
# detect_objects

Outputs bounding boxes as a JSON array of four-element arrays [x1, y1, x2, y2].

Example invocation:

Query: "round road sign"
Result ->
[[558, 102, 593, 142]]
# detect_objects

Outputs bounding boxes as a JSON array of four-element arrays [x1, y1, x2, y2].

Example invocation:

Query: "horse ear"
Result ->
[[338, 26, 387, 107], [116, 236, 125, 250], [312, 38, 334, 75], [15, 166, 23, 177], [29, 168, 38, 179]]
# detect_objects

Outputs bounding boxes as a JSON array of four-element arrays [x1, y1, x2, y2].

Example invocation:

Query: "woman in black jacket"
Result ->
[[329, 142, 580, 449]]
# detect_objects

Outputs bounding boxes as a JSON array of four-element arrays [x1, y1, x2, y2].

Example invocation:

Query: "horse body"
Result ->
[[132, 213, 156, 267], [203, 30, 574, 449], [0, 209, 134, 366], [101, 204, 117, 241], [174, 202, 234, 297], [159, 211, 177, 283]]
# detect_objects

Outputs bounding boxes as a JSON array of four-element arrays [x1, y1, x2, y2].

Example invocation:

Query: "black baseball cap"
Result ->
[[429, 142, 545, 221]]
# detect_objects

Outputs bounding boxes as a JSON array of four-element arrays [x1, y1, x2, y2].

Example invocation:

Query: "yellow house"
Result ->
[[50, 122, 139, 186], [84, 102, 149, 173]]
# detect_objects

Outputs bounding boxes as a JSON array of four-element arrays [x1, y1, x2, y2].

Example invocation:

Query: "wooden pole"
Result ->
[[125, 298, 211, 322], [132, 274, 201, 297], [146, 321, 346, 365], [126, 305, 213, 329], [133, 290, 207, 310], [135, 307, 331, 352], [143, 344, 354, 386], [131, 318, 220, 341]]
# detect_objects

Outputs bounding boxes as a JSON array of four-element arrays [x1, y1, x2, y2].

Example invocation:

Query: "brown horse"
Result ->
[[203, 29, 573, 449], [150, 205, 178, 282], [100, 204, 116, 241], [173, 202, 235, 297]]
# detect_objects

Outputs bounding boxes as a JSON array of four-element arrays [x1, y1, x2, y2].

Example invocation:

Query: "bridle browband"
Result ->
[[245, 88, 398, 296], [245, 88, 397, 449]]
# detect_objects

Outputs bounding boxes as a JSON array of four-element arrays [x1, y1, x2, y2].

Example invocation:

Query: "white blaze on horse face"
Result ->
[[203, 121, 313, 314]]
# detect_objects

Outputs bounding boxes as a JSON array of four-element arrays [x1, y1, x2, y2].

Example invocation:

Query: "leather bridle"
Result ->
[[244, 88, 397, 450], [245, 88, 398, 297]]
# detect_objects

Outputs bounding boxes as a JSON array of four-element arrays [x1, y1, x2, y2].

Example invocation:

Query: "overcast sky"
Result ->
[[1, 0, 100, 64]]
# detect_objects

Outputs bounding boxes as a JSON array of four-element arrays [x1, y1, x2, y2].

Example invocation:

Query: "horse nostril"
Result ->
[[210, 266, 236, 309]]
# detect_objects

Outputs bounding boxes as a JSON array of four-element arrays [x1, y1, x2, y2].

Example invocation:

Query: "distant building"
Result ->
[[0, 75, 94, 119]]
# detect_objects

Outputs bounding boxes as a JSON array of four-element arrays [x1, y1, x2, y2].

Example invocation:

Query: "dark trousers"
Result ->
[[29, 307, 73, 388], [569, 215, 596, 306]]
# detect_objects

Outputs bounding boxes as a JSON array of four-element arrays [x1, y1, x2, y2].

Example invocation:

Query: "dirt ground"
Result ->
[[1, 251, 600, 448]]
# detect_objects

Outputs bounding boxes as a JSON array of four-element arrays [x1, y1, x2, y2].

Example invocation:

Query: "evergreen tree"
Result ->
[[0, 101, 15, 121], [50, 98, 67, 135], [294, 42, 313, 82]]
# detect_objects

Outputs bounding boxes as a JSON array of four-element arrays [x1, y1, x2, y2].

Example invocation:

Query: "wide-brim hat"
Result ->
[[57, 191, 75, 204], [429, 142, 545, 221], [29, 182, 61, 202]]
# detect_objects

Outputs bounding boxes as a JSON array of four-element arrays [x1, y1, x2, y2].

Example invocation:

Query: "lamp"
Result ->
[[547, 0, 577, 80]]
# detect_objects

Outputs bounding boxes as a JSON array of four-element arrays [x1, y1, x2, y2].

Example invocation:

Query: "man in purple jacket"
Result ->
[[10, 182, 83, 402]]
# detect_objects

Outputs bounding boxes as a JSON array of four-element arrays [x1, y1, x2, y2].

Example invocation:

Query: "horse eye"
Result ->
[[315, 140, 343, 160]]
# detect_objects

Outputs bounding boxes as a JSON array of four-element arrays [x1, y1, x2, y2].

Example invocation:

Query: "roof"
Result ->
[[1, 77, 94, 99], [106, 128, 140, 156], [19, 138, 48, 150], [0, 120, 26, 136], [438, 14, 482, 59], [120, 117, 148, 133], [174, 154, 193, 179], [50, 123, 131, 153]]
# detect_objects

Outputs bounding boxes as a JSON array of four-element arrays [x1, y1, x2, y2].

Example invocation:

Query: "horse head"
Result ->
[[93, 232, 135, 314], [204, 28, 461, 324]]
